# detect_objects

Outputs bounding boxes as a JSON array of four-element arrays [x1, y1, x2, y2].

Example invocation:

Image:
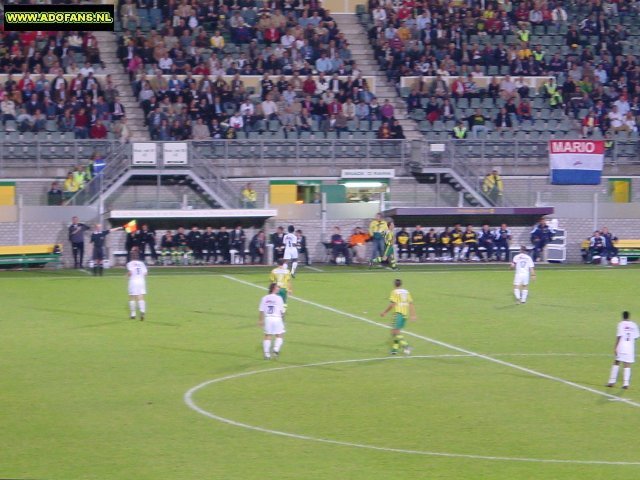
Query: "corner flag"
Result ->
[[123, 220, 137, 233]]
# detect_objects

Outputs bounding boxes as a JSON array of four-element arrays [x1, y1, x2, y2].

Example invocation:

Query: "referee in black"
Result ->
[[68, 216, 90, 268], [90, 223, 123, 276]]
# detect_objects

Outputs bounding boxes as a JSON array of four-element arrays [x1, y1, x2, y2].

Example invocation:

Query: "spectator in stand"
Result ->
[[452, 121, 468, 139], [425, 96, 441, 124], [63, 172, 79, 201], [47, 182, 63, 206], [582, 111, 600, 137], [90, 119, 108, 139], [242, 183, 257, 209], [391, 119, 405, 139], [1, 96, 16, 125], [482, 169, 504, 205], [495, 107, 513, 133], [192, 117, 211, 140], [377, 121, 392, 139], [467, 109, 489, 138], [517, 98, 534, 124]]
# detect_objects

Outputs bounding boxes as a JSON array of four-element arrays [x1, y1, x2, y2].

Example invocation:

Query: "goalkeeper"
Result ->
[[369, 220, 398, 271]]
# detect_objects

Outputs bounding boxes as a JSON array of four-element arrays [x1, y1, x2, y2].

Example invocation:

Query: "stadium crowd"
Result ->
[[116, 1, 405, 140], [0, 26, 132, 141], [365, 0, 640, 138]]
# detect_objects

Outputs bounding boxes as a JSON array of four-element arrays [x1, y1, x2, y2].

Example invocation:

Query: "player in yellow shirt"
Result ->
[[380, 278, 417, 355], [270, 258, 292, 308], [369, 220, 398, 270]]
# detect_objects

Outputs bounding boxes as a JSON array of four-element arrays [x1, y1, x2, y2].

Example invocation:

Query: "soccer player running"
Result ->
[[270, 258, 293, 311], [259, 282, 286, 359], [380, 279, 417, 355], [126, 247, 148, 320], [369, 220, 398, 270], [607, 311, 639, 389], [283, 225, 299, 277], [511, 245, 535, 304]]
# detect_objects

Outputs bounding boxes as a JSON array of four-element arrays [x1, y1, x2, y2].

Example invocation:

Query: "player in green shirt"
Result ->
[[369, 220, 398, 270]]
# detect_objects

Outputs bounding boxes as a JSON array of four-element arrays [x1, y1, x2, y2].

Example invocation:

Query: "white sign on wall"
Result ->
[[163, 142, 189, 166], [132, 143, 158, 166], [341, 169, 395, 178]]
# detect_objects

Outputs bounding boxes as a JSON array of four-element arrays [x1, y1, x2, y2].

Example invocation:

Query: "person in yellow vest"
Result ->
[[369, 212, 388, 260], [516, 23, 530, 42], [549, 87, 564, 109], [452, 120, 468, 139], [241, 182, 257, 208], [63, 172, 79, 201], [482, 169, 504, 205], [72, 165, 86, 190], [542, 77, 557, 98], [532, 45, 545, 65]]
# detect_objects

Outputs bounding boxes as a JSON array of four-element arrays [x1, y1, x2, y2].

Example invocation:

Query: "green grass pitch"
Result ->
[[1, 264, 639, 480]]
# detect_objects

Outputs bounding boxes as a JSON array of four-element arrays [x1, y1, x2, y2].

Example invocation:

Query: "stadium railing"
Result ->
[[419, 139, 640, 171]]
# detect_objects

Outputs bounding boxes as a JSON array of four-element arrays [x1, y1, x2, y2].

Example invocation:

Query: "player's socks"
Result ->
[[608, 364, 620, 385], [274, 337, 284, 353], [138, 300, 146, 314], [396, 335, 409, 348], [521, 289, 528, 302], [129, 301, 136, 318], [623, 367, 631, 387], [263, 339, 272, 356], [93, 266, 98, 276], [98, 266, 104, 276], [513, 289, 521, 301], [291, 261, 298, 276]]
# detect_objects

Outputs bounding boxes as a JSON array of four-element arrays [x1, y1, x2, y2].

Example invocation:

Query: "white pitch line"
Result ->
[[222, 275, 640, 409], [304, 265, 324, 272], [185, 356, 640, 466], [0, 265, 636, 281]]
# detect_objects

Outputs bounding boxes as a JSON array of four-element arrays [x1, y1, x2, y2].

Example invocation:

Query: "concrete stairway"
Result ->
[[94, 31, 149, 141], [333, 14, 422, 142]]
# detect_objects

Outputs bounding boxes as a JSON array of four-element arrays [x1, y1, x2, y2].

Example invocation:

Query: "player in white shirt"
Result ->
[[259, 283, 286, 359], [283, 225, 300, 277], [510, 245, 536, 304], [607, 311, 640, 389], [126, 248, 148, 320]]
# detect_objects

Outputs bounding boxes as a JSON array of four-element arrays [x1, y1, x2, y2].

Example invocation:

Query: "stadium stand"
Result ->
[[114, 0, 417, 141], [357, 0, 640, 141]]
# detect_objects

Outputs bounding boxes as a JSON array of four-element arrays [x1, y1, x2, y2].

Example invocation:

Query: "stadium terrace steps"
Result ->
[[93, 31, 150, 141], [333, 14, 422, 142]]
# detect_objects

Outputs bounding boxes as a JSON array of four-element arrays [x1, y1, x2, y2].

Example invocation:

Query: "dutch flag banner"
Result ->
[[549, 140, 604, 185]]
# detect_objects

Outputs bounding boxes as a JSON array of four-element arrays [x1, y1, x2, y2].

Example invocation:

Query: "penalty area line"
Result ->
[[222, 275, 640, 409]]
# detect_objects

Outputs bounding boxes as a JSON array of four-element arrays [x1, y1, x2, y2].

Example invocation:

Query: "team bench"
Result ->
[[0, 244, 63, 269], [580, 239, 640, 261]]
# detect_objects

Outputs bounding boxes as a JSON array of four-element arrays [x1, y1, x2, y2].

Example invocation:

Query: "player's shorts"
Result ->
[[278, 288, 288, 304], [513, 273, 530, 286], [393, 312, 407, 330], [616, 351, 635, 363], [284, 248, 298, 260], [264, 316, 286, 335], [128, 280, 146, 296], [92, 247, 104, 261]]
